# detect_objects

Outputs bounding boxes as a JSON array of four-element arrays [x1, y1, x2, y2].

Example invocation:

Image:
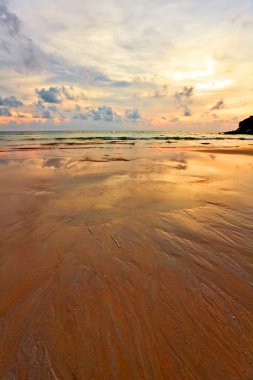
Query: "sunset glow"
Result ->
[[0, 0, 253, 131]]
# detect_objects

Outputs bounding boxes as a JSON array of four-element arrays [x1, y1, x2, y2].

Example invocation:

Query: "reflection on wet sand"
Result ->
[[0, 143, 253, 379]]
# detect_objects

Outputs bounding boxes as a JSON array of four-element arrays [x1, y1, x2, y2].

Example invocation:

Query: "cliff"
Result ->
[[224, 116, 253, 135]]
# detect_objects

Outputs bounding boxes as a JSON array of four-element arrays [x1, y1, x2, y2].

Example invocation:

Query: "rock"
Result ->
[[224, 115, 253, 135]]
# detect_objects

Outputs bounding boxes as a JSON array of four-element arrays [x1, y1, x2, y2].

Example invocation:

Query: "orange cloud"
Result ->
[[0, 116, 49, 125]]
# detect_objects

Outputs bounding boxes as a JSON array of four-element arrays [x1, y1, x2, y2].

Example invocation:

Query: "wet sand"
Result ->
[[0, 142, 253, 379]]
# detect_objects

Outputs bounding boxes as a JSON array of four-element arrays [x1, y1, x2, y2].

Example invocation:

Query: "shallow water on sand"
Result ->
[[0, 139, 253, 379]]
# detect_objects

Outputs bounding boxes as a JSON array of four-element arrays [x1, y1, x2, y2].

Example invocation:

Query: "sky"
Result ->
[[0, 0, 253, 131]]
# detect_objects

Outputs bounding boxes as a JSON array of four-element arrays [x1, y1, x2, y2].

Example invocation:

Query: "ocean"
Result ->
[[1, 130, 253, 150]]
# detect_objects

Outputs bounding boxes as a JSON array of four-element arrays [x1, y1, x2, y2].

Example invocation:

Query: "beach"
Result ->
[[0, 133, 253, 379]]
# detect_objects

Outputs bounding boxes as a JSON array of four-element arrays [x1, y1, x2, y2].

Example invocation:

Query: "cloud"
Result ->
[[41, 110, 52, 119], [48, 105, 58, 112], [175, 86, 194, 101], [154, 85, 168, 98], [184, 107, 192, 116], [0, 106, 12, 116], [117, 23, 174, 62], [33, 100, 45, 110], [1, 0, 251, 132], [175, 86, 194, 116], [73, 105, 121, 122], [36, 87, 63, 103], [89, 109, 101, 121], [210, 99, 225, 110], [73, 112, 87, 120], [78, 73, 131, 89], [111, 81, 131, 88], [0, 3, 21, 36], [62, 86, 76, 100], [89, 106, 121, 122], [0, 0, 138, 110], [0, 1, 43, 72], [0, 1, 112, 85], [32, 100, 53, 118], [83, 70, 110, 83], [36, 85, 87, 104], [0, 95, 23, 107], [98, 106, 113, 122], [61, 86, 87, 101], [170, 117, 179, 122], [125, 108, 140, 120]]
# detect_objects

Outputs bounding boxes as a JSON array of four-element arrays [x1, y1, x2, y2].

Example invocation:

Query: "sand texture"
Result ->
[[0, 141, 253, 379]]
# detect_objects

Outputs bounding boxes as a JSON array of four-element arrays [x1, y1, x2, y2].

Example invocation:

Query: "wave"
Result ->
[[1, 132, 253, 143], [56, 136, 253, 141]]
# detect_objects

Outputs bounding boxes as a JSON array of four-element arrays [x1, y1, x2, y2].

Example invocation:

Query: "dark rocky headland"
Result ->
[[224, 115, 253, 135]]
